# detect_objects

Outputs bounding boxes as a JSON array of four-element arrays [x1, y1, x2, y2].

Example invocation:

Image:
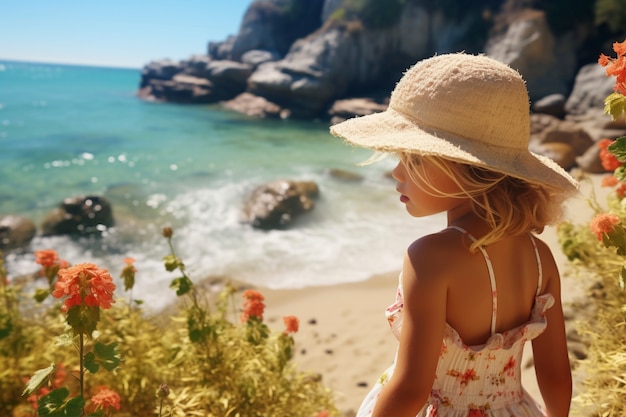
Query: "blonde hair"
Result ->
[[400, 152, 567, 251]]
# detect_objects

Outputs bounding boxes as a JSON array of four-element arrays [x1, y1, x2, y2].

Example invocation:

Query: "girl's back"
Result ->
[[433, 228, 553, 346]]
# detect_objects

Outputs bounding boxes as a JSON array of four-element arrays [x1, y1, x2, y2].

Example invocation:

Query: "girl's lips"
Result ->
[[396, 187, 408, 203]]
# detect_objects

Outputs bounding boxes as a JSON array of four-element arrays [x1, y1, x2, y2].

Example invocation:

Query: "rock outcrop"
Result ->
[[138, 0, 492, 118], [0, 215, 36, 252], [137, 0, 619, 126], [241, 180, 320, 230], [41, 196, 115, 237]]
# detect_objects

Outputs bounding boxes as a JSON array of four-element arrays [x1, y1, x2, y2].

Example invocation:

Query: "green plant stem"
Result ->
[[79, 332, 85, 415], [166, 237, 206, 314]]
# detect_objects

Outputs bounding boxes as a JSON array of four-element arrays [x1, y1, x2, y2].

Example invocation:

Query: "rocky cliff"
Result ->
[[137, 0, 623, 123]]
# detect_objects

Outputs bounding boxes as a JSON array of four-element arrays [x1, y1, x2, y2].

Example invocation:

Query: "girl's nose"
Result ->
[[391, 161, 403, 181]]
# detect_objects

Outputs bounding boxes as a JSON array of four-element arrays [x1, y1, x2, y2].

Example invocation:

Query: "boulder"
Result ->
[[138, 59, 182, 92], [181, 55, 213, 77], [241, 180, 320, 230], [241, 49, 282, 69], [533, 94, 567, 119], [0, 215, 36, 252], [536, 120, 595, 156], [247, 1, 479, 118], [565, 63, 615, 116], [138, 76, 212, 103], [205, 60, 253, 91], [139, 58, 251, 104], [41, 195, 115, 237], [532, 142, 577, 171], [230, 0, 325, 61], [486, 9, 577, 101], [326, 168, 364, 182], [208, 35, 237, 60], [327, 97, 388, 124], [576, 144, 606, 174], [222, 92, 287, 119]]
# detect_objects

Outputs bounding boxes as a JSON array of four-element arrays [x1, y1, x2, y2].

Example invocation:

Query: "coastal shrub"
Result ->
[[557, 39, 626, 416], [595, 0, 626, 32], [0, 227, 338, 416], [325, 0, 406, 30]]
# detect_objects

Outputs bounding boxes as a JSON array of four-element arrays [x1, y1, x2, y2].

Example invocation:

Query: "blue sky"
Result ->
[[0, 0, 252, 68]]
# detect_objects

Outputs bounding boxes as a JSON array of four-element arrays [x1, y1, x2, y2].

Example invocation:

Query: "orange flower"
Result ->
[[35, 249, 58, 267], [52, 263, 116, 312], [90, 386, 121, 411], [590, 213, 621, 241], [241, 289, 265, 321], [599, 53, 610, 67], [598, 139, 623, 171], [283, 315, 299, 333], [599, 41, 626, 94], [617, 182, 626, 199], [242, 289, 264, 302], [614, 40, 626, 56], [601, 175, 619, 187], [120, 257, 137, 291]]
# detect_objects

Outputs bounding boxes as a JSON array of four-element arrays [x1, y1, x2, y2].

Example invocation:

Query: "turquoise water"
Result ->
[[0, 60, 443, 310]]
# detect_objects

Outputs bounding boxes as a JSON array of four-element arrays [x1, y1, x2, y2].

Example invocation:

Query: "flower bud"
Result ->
[[157, 383, 170, 398], [162, 227, 173, 238]]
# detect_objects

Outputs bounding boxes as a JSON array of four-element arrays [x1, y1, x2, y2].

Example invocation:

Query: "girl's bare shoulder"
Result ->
[[406, 229, 470, 276]]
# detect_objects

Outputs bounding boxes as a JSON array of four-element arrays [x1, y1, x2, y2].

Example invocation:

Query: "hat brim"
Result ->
[[330, 108, 579, 193]]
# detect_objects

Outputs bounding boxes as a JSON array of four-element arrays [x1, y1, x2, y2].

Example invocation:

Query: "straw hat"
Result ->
[[330, 53, 578, 192]]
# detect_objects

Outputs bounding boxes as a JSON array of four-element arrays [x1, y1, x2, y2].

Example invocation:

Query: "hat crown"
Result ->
[[389, 54, 530, 151]]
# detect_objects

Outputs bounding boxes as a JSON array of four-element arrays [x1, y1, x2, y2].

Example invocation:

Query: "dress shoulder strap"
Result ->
[[447, 226, 498, 335]]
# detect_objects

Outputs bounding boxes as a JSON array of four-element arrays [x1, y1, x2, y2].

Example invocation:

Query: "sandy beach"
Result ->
[[262, 171, 605, 415]]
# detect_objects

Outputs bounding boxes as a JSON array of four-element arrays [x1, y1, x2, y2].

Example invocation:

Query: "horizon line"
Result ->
[[0, 57, 143, 71]]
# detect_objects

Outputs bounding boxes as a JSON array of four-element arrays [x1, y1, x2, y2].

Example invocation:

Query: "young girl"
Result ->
[[330, 53, 577, 417]]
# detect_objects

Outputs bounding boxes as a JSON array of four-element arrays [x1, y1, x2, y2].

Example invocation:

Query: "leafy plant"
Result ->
[[595, 0, 626, 32], [0, 226, 338, 416], [557, 38, 626, 416]]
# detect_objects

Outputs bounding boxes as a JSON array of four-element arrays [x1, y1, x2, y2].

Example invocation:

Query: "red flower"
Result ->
[[283, 315, 299, 333], [590, 213, 621, 241], [52, 363, 68, 388], [52, 263, 116, 312], [35, 249, 59, 267], [503, 356, 516, 376], [446, 368, 479, 386], [241, 289, 265, 321], [460, 368, 479, 385], [90, 386, 121, 412], [598, 139, 623, 172], [27, 386, 51, 411]]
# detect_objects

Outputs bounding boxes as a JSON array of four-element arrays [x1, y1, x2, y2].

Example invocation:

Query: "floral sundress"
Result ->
[[356, 226, 551, 417]]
